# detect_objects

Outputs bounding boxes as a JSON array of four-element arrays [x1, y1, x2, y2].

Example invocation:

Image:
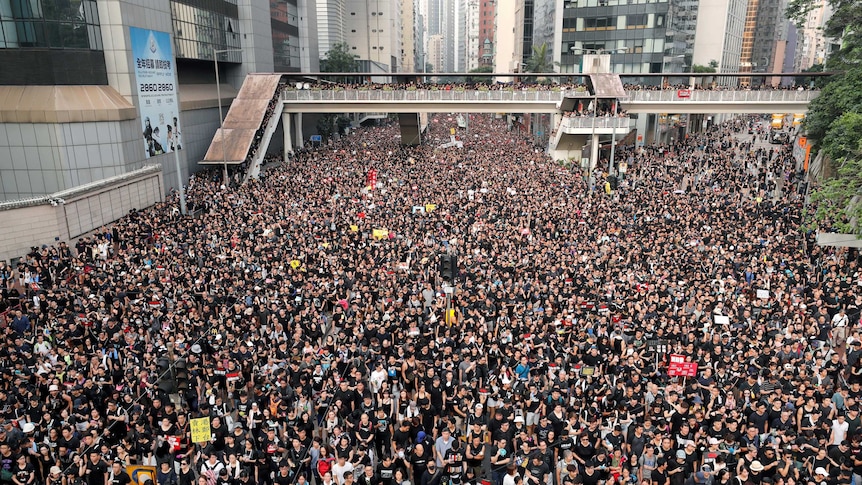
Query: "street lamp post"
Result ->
[[214, 48, 243, 185]]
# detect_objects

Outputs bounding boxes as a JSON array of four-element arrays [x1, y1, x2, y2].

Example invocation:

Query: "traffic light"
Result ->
[[440, 253, 458, 281]]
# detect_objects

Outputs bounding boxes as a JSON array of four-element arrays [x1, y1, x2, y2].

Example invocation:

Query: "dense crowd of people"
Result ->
[[283, 81, 817, 92], [0, 112, 858, 485]]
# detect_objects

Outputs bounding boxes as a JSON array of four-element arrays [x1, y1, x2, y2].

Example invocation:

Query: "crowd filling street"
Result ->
[[0, 112, 857, 485]]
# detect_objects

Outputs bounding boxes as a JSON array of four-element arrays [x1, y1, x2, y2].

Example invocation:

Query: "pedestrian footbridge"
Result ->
[[200, 72, 820, 182], [280, 87, 817, 115]]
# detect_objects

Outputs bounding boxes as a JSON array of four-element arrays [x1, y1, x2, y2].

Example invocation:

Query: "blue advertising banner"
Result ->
[[130, 27, 181, 158]]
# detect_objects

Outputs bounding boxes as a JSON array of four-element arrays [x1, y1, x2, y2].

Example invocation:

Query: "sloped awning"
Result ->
[[588, 73, 627, 98], [816, 232, 862, 248]]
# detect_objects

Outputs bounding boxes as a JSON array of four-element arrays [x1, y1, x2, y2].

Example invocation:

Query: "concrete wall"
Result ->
[[549, 134, 587, 162], [177, 107, 222, 175], [0, 167, 163, 263], [0, 119, 144, 200]]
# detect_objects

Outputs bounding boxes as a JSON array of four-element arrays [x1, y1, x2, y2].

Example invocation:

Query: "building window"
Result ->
[[584, 17, 615, 31], [0, 0, 103, 50], [626, 14, 647, 28]]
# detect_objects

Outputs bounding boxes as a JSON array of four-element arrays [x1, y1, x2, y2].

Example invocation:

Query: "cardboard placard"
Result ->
[[190, 416, 211, 443]]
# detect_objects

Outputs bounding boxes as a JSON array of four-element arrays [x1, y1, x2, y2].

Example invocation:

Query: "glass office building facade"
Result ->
[[271, 0, 301, 71], [558, 0, 687, 75], [171, 0, 242, 63], [0, 0, 106, 84]]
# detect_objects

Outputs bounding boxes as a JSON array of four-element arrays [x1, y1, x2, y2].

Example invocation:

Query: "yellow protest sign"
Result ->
[[126, 466, 157, 485], [372, 229, 388, 240], [190, 417, 211, 443], [290, 260, 301, 269], [350, 225, 359, 232], [425, 204, 437, 213], [445, 309, 457, 326]]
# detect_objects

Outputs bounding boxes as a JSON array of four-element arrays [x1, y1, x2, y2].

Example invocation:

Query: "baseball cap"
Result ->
[[676, 450, 686, 459], [814, 467, 828, 476]]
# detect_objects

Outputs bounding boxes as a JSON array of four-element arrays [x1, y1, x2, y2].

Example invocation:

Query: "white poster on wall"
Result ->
[[130, 27, 181, 158]]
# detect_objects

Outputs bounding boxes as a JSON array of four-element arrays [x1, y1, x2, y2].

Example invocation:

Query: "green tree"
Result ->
[[786, 0, 862, 234], [801, 68, 862, 146], [809, 114, 862, 233], [320, 42, 359, 82], [466, 66, 494, 83], [525, 42, 555, 73], [786, 0, 861, 71], [691, 64, 717, 73]]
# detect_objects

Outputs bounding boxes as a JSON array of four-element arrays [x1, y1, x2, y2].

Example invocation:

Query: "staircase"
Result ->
[[243, 98, 284, 183]]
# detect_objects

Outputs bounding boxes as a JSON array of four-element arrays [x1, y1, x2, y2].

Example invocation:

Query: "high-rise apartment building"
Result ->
[[427, 33, 444, 72], [692, 0, 746, 81], [478, 0, 496, 66], [317, 0, 347, 57], [793, 0, 831, 71], [416, 13, 426, 71], [494, 0, 520, 75], [401, 0, 418, 72], [752, 0, 791, 76], [344, 0, 403, 72]]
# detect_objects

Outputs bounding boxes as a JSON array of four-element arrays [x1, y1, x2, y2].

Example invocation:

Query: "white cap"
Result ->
[[48, 384, 59, 392], [815, 467, 828, 476], [514, 415, 525, 423]]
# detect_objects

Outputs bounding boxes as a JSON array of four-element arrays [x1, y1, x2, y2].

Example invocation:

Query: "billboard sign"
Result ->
[[130, 27, 181, 158]]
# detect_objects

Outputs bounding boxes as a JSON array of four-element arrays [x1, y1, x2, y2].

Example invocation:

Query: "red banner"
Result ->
[[668, 354, 698, 377], [676, 89, 691, 99]]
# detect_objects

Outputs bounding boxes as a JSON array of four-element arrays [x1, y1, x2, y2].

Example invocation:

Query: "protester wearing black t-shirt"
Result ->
[[79, 452, 108, 485]]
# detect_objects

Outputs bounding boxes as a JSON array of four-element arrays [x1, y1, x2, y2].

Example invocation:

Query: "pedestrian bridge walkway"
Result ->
[[280, 87, 818, 114], [200, 71, 821, 183]]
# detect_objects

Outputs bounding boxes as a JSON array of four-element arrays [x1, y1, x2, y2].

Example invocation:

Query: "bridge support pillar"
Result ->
[[283, 112, 293, 159], [590, 133, 600, 174], [398, 113, 422, 146], [294, 113, 304, 149]]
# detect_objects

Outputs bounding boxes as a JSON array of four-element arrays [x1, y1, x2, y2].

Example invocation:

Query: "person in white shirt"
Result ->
[[832, 309, 850, 347], [830, 414, 849, 447], [331, 456, 354, 485]]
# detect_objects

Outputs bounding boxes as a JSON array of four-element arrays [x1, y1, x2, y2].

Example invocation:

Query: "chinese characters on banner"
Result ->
[[668, 354, 698, 377], [190, 416, 211, 443], [130, 27, 181, 158]]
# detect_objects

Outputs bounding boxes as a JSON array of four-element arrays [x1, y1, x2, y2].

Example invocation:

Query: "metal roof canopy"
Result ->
[[816, 232, 862, 248], [587, 74, 627, 98]]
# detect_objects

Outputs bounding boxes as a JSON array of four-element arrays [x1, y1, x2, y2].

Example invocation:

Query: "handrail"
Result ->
[[281, 88, 819, 103], [559, 117, 632, 130], [243, 99, 284, 183], [623, 90, 820, 102]]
